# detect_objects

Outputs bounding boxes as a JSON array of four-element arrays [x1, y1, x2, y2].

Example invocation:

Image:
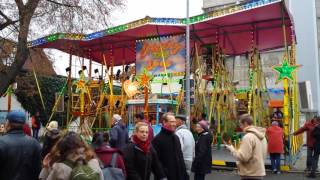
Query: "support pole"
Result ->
[[186, 0, 191, 128], [67, 52, 72, 125]]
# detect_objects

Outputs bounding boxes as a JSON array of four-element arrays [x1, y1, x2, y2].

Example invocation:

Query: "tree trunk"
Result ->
[[0, 0, 40, 95]]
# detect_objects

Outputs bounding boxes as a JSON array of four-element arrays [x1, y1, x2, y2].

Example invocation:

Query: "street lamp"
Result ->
[[186, 0, 191, 128]]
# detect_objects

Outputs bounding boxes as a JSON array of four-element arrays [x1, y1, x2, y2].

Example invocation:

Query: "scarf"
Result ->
[[162, 124, 175, 132], [132, 135, 150, 154]]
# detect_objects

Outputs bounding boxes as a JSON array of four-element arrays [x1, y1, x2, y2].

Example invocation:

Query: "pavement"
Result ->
[[206, 170, 316, 180], [211, 145, 320, 172]]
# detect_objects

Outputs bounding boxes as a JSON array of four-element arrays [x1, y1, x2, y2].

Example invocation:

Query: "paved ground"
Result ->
[[205, 170, 316, 180], [212, 145, 320, 171]]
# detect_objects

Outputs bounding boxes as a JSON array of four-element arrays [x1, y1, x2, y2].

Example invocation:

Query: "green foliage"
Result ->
[[15, 73, 67, 125]]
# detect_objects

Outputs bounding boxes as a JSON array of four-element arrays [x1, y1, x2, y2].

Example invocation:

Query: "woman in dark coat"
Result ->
[[192, 120, 213, 180], [123, 122, 167, 180]]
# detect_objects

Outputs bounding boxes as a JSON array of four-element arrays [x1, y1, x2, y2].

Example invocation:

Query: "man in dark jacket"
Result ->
[[110, 114, 129, 150], [152, 112, 187, 180], [192, 120, 212, 180], [0, 111, 41, 180]]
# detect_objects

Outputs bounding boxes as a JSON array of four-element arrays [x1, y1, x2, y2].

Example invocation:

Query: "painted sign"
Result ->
[[136, 35, 186, 75], [136, 36, 185, 94]]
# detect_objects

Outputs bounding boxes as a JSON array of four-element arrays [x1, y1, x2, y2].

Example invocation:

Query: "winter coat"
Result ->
[[191, 131, 212, 174], [95, 145, 126, 176], [266, 125, 284, 154], [294, 119, 320, 147], [312, 124, 320, 154], [228, 126, 267, 178], [41, 129, 60, 159], [0, 129, 42, 180], [122, 142, 166, 180], [176, 124, 195, 175], [39, 158, 103, 180], [152, 127, 188, 180], [110, 122, 129, 150]]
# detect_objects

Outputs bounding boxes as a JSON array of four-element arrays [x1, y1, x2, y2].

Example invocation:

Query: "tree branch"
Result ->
[[0, 20, 19, 31], [46, 0, 80, 8], [0, 10, 19, 31]]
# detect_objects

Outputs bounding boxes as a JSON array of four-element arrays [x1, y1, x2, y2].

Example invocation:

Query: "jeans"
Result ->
[[194, 173, 205, 180], [270, 153, 281, 171], [307, 147, 318, 170], [32, 128, 39, 140], [310, 151, 320, 174]]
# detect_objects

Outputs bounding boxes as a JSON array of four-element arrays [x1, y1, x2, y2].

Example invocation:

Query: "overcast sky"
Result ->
[[51, 0, 203, 76]]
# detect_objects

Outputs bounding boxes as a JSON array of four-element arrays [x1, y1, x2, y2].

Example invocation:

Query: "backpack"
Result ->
[[63, 160, 100, 180], [101, 153, 125, 180]]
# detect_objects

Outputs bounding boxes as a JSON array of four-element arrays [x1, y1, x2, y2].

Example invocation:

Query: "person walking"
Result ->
[[31, 111, 41, 140], [0, 111, 42, 180], [110, 114, 129, 151], [226, 114, 267, 180], [266, 121, 284, 174], [41, 121, 60, 159], [39, 131, 103, 180], [175, 115, 195, 179], [92, 132, 126, 177], [293, 116, 320, 172], [191, 120, 212, 180], [152, 112, 187, 180], [123, 122, 167, 180], [308, 119, 320, 178]]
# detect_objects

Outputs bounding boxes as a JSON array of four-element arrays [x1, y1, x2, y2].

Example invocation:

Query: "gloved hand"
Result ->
[[225, 144, 235, 152]]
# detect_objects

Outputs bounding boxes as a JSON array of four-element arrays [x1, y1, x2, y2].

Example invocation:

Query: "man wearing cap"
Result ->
[[110, 114, 129, 151], [0, 111, 41, 180], [175, 115, 195, 179]]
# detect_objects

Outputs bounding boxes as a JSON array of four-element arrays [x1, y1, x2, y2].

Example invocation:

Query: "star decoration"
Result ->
[[137, 68, 153, 88], [273, 57, 300, 83]]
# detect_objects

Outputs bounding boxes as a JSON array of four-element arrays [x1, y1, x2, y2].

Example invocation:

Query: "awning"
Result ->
[[29, 0, 293, 66]]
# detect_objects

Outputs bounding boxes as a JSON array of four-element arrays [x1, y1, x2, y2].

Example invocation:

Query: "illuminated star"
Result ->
[[273, 58, 300, 83], [137, 68, 153, 87]]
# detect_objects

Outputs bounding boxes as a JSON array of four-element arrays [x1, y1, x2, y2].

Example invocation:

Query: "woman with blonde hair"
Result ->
[[39, 131, 102, 180], [123, 122, 167, 180]]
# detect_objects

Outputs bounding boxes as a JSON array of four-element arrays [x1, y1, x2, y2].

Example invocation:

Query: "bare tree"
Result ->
[[0, 0, 125, 94]]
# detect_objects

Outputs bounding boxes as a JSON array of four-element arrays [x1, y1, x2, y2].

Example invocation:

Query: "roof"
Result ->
[[28, 0, 293, 66]]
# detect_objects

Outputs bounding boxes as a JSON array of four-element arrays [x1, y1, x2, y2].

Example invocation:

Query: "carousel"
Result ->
[[27, 0, 301, 167]]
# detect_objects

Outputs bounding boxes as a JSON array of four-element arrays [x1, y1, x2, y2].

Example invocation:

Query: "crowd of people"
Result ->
[[0, 110, 319, 180]]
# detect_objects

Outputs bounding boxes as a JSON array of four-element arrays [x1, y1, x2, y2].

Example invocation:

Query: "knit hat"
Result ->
[[6, 111, 26, 124], [113, 114, 122, 123], [46, 121, 58, 131], [198, 120, 209, 132]]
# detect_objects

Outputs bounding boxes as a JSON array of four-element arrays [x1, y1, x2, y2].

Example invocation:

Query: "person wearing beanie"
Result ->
[[191, 120, 212, 180], [0, 111, 41, 180], [41, 121, 61, 159], [266, 121, 284, 174], [109, 114, 129, 150]]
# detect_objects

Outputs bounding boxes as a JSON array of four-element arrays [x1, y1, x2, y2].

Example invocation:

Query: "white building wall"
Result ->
[[289, 0, 320, 113], [0, 95, 30, 123]]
